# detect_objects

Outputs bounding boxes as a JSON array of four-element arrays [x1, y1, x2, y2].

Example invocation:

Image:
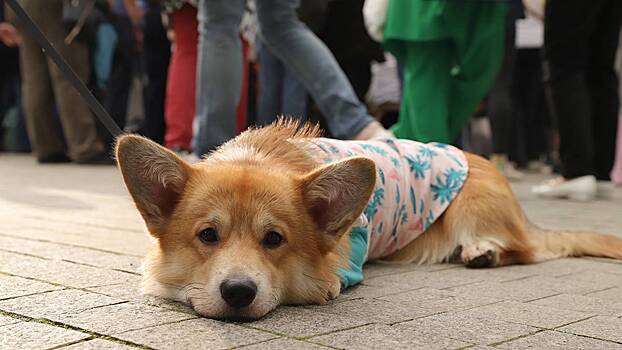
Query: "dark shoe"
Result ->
[[38, 153, 71, 164], [75, 152, 114, 165]]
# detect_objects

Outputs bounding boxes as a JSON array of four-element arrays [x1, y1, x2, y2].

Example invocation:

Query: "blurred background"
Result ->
[[1, 0, 621, 200]]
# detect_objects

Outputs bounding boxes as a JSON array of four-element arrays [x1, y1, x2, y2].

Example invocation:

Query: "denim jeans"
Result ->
[[193, 0, 374, 156], [256, 42, 307, 125]]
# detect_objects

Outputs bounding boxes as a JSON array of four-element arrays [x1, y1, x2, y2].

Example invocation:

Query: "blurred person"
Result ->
[[102, 0, 143, 146], [6, 0, 109, 164], [488, 0, 524, 181], [383, 0, 506, 144], [534, 0, 622, 200], [254, 0, 326, 126], [192, 0, 392, 157], [0, 0, 29, 152], [138, 0, 170, 145], [255, 42, 307, 126], [612, 113, 622, 185], [161, 0, 197, 155], [319, 0, 384, 102]]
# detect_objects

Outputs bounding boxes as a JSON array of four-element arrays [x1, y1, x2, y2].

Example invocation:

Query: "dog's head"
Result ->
[[115, 123, 375, 320]]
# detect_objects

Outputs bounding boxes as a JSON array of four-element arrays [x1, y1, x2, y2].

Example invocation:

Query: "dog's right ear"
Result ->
[[115, 135, 192, 236]]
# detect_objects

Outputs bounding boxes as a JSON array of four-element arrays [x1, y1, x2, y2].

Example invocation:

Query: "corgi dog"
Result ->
[[115, 120, 622, 320]]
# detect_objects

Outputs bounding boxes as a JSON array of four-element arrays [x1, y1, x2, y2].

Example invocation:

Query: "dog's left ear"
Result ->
[[115, 135, 192, 235], [299, 157, 376, 239]]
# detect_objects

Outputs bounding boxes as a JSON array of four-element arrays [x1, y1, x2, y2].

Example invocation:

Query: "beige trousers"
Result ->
[[9, 0, 104, 161]]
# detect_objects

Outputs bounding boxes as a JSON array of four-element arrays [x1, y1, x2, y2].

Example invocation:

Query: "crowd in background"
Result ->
[[1, 0, 622, 201]]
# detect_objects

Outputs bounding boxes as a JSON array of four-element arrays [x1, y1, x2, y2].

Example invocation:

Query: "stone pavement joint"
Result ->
[[1, 155, 622, 349], [0, 309, 156, 349]]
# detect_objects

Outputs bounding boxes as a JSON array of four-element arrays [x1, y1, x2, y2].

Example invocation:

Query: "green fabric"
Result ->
[[338, 227, 368, 288], [383, 0, 506, 143]]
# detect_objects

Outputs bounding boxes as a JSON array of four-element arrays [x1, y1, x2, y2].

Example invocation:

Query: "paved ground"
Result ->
[[1, 153, 622, 350]]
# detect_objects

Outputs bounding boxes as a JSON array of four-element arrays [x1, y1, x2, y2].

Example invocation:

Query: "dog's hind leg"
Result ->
[[442, 153, 536, 268], [381, 215, 464, 265], [383, 153, 536, 267]]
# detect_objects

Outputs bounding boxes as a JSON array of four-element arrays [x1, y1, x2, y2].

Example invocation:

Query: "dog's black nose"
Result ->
[[220, 278, 257, 308]]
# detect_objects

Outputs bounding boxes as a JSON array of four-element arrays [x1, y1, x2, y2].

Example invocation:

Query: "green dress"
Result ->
[[384, 0, 506, 143]]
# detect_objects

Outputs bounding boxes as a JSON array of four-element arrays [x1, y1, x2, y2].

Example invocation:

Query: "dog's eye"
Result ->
[[198, 228, 219, 245], [262, 231, 283, 249]]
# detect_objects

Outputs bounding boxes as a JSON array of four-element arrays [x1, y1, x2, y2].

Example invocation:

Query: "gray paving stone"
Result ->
[[564, 270, 622, 286], [0, 225, 148, 257], [501, 275, 615, 295], [137, 295, 196, 315], [311, 323, 471, 350], [337, 283, 396, 300], [0, 274, 62, 300], [378, 287, 502, 313], [307, 298, 434, 324], [238, 338, 331, 349], [0, 250, 139, 288], [559, 316, 622, 343], [586, 287, 622, 303], [0, 321, 89, 350], [0, 314, 20, 327], [363, 262, 456, 279], [116, 318, 276, 350], [399, 311, 539, 345], [467, 300, 594, 329], [530, 293, 622, 317], [448, 281, 560, 302], [0, 235, 142, 273], [249, 306, 368, 338], [510, 258, 622, 277], [53, 302, 196, 334], [86, 282, 141, 301], [496, 330, 622, 349], [429, 265, 537, 283], [364, 269, 479, 290], [61, 339, 136, 349], [0, 289, 122, 319]]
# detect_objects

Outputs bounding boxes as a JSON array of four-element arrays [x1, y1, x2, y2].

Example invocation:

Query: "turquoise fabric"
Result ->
[[94, 23, 118, 89], [338, 227, 368, 288]]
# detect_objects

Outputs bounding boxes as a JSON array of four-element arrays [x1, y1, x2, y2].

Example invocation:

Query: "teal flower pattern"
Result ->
[[406, 155, 431, 179]]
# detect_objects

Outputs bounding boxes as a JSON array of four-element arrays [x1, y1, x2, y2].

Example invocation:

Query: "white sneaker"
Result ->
[[532, 175, 597, 201]]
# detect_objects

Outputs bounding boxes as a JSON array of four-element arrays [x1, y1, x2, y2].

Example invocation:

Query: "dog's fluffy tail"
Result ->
[[529, 224, 622, 262]]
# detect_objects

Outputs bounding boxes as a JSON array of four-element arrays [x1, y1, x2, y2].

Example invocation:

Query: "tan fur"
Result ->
[[116, 120, 622, 320], [385, 153, 622, 266]]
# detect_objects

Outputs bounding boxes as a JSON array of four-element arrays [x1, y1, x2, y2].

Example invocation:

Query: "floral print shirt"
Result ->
[[309, 138, 469, 288]]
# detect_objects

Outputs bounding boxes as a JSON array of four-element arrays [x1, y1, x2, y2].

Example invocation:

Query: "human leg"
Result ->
[[543, 0, 601, 179], [391, 41, 453, 143], [255, 0, 374, 139], [165, 4, 198, 151], [447, 3, 505, 142], [256, 42, 284, 125], [46, 17, 105, 161], [588, 0, 622, 180], [193, 0, 245, 156]]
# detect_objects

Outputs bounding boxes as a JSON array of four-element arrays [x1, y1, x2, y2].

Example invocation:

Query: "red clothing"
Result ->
[[165, 4, 198, 151]]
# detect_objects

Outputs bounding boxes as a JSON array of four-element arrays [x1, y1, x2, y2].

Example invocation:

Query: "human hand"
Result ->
[[0, 22, 21, 47]]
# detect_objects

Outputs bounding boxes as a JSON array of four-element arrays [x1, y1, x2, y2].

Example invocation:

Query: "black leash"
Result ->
[[5, 0, 123, 137]]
